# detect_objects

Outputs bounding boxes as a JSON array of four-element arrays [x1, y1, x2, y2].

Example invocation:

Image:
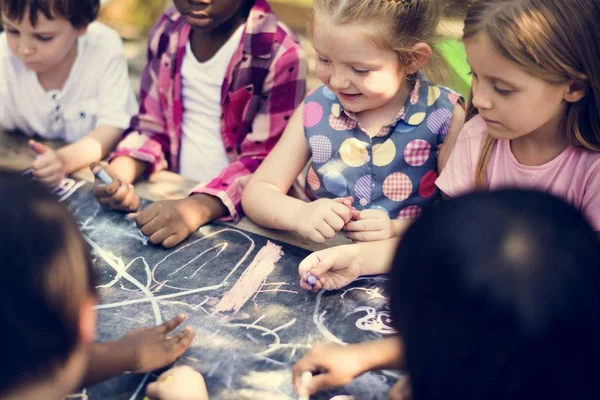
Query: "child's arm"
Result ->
[[145, 366, 209, 400], [298, 238, 398, 292], [81, 314, 195, 388], [242, 105, 353, 243], [292, 337, 404, 396], [438, 105, 466, 173]]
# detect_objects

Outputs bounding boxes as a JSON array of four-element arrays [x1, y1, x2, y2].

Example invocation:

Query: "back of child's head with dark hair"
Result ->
[[0, 171, 97, 395], [1, 0, 100, 28], [390, 189, 600, 400]]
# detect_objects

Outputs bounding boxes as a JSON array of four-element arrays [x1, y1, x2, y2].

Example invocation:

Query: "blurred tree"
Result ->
[[99, 0, 168, 39]]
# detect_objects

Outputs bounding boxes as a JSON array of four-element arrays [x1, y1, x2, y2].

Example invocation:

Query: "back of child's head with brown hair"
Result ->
[[0, 171, 97, 395], [391, 189, 600, 400], [463, 0, 600, 188], [1, 0, 100, 28], [311, 0, 449, 83]]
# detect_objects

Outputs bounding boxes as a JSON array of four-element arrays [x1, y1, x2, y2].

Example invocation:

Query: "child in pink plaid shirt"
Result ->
[[91, 0, 306, 248]]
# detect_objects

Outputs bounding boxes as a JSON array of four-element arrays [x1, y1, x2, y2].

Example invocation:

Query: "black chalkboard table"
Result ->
[[56, 179, 397, 400]]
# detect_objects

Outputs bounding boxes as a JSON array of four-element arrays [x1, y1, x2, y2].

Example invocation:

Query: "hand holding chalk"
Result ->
[[94, 167, 113, 185], [298, 371, 313, 400], [307, 273, 317, 286], [90, 163, 141, 212], [28, 140, 66, 188]]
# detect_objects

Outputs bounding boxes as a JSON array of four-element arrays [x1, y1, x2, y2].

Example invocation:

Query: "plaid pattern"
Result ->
[[382, 172, 413, 202], [328, 113, 357, 131], [404, 139, 432, 167], [397, 205, 422, 219], [110, 0, 307, 222]]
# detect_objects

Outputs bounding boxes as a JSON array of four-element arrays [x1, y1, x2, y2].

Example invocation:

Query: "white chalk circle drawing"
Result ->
[[314, 277, 397, 345]]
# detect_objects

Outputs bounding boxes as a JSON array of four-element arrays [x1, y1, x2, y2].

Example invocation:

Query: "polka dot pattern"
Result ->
[[340, 138, 369, 167], [309, 135, 333, 164], [427, 86, 441, 106], [398, 205, 422, 219], [449, 92, 461, 106], [404, 139, 431, 167], [303, 102, 323, 128], [307, 166, 321, 190], [395, 121, 417, 133], [382, 173, 412, 202], [355, 175, 373, 205], [427, 108, 453, 135], [408, 112, 426, 125], [329, 113, 357, 131], [419, 170, 438, 198], [373, 139, 397, 167], [323, 170, 348, 196]]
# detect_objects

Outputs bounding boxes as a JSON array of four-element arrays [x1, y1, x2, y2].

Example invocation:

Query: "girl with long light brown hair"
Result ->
[[437, 0, 600, 233]]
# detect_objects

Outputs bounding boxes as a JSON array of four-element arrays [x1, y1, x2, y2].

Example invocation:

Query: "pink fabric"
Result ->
[[110, 0, 307, 222], [436, 115, 600, 231]]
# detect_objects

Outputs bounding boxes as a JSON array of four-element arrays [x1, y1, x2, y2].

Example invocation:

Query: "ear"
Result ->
[[405, 43, 432, 75], [79, 296, 97, 345], [75, 23, 89, 38], [564, 80, 586, 103]]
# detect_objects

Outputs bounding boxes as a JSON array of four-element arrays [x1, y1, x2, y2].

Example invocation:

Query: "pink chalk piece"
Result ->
[[213, 241, 283, 313], [307, 274, 317, 286]]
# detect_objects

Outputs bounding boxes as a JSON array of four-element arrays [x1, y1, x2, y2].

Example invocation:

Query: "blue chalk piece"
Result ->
[[307, 274, 317, 286], [95, 169, 113, 185]]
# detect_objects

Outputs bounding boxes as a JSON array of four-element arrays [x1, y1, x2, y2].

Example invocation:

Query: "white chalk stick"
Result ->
[[94, 168, 113, 185], [299, 371, 312, 400]]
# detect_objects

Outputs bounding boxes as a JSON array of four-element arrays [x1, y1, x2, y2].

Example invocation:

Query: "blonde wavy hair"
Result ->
[[311, 0, 452, 84], [463, 0, 600, 188]]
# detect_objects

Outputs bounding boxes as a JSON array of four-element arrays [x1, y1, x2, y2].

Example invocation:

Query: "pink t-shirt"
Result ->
[[436, 115, 600, 231]]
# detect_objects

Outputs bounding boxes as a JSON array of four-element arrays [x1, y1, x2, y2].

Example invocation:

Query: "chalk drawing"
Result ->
[[214, 241, 283, 314], [349, 307, 395, 335], [313, 277, 396, 345]]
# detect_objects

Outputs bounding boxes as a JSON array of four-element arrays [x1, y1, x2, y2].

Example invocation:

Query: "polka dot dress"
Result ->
[[304, 74, 460, 218]]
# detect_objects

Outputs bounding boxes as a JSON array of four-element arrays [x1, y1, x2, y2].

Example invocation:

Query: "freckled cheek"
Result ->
[[315, 65, 330, 83]]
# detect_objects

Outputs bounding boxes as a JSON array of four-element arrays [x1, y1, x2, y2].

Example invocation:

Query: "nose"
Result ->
[[329, 72, 350, 90], [18, 40, 35, 57], [471, 80, 492, 110]]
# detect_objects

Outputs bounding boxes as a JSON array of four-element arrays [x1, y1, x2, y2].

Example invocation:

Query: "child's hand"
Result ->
[[91, 163, 141, 212], [293, 342, 366, 396], [127, 197, 206, 248], [120, 314, 196, 373], [298, 244, 361, 292], [344, 209, 395, 242], [388, 377, 412, 400], [145, 366, 208, 400], [29, 140, 66, 187], [294, 198, 353, 243]]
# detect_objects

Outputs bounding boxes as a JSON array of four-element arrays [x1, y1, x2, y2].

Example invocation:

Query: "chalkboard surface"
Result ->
[[55, 179, 397, 400]]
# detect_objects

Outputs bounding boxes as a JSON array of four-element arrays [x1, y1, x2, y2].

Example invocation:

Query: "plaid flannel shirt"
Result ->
[[111, 0, 307, 221]]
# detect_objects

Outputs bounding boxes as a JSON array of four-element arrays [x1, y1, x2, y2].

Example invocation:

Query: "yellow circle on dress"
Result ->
[[340, 138, 369, 167], [372, 139, 397, 167], [408, 112, 426, 125], [427, 86, 441, 106]]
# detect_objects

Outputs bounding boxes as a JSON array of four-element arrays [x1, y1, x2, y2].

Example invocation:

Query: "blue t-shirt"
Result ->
[[303, 76, 460, 219]]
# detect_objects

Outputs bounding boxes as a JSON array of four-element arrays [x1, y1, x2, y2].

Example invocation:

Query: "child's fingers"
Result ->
[[315, 221, 336, 240], [298, 251, 321, 276], [145, 381, 167, 399], [331, 202, 353, 223], [134, 207, 161, 231], [149, 227, 174, 246], [166, 326, 196, 353], [158, 314, 187, 334], [344, 219, 382, 232], [346, 231, 384, 242], [324, 212, 345, 232], [92, 178, 121, 199], [121, 187, 140, 212], [162, 233, 185, 249], [307, 372, 339, 395]]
